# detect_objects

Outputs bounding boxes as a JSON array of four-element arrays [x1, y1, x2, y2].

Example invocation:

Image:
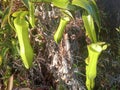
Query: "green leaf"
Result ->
[[12, 11, 28, 17], [61, 10, 74, 19], [72, 0, 93, 14], [89, 0, 101, 30], [72, 0, 100, 29], [22, 0, 29, 8], [28, 1, 35, 27], [82, 11, 97, 43], [1, 7, 9, 28], [52, 0, 70, 9]]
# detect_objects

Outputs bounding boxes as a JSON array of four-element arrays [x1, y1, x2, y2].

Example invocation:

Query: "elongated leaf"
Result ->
[[12, 11, 28, 17], [30, 0, 76, 11], [89, 0, 101, 30], [82, 11, 97, 43], [0, 47, 9, 65], [61, 10, 74, 19], [72, 0, 100, 29], [29, 1, 35, 27], [1, 7, 9, 28], [22, 0, 29, 8], [72, 0, 93, 15], [52, 0, 70, 9]]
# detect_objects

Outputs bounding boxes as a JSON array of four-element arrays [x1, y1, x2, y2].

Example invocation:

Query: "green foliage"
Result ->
[[22, 0, 29, 8], [52, 0, 70, 9], [82, 11, 97, 43], [1, 7, 9, 28], [0, 0, 109, 89], [13, 11, 34, 69], [1, 0, 34, 69], [72, 0, 101, 43], [0, 47, 9, 65], [71, 1, 106, 89], [28, 1, 35, 28], [72, 0, 100, 29], [0, 23, 17, 66]]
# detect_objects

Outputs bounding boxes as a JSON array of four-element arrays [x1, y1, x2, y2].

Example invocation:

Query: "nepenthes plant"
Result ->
[[1, 0, 108, 89], [12, 11, 34, 69], [1, 0, 35, 69]]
